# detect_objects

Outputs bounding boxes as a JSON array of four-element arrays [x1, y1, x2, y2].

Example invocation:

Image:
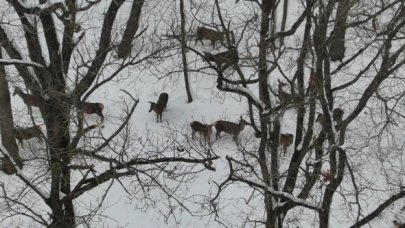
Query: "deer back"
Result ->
[[78, 102, 104, 121], [279, 133, 294, 148], [157, 93, 169, 110], [316, 113, 327, 126], [203, 49, 238, 66], [196, 27, 224, 43], [14, 126, 43, 140], [149, 93, 169, 113], [190, 121, 206, 132], [190, 121, 212, 136], [277, 80, 293, 105], [78, 102, 104, 114], [333, 108, 344, 122], [215, 120, 240, 135], [13, 87, 42, 107]]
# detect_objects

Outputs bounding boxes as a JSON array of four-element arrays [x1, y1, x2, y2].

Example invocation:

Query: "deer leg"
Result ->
[[27, 106, 34, 116], [234, 135, 239, 145], [97, 111, 104, 122], [18, 140, 24, 148]]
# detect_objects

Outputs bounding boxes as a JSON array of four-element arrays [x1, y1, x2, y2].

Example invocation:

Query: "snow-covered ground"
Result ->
[[1, 0, 405, 227]]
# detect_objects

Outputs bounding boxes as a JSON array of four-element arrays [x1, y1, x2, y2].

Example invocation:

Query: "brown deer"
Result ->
[[203, 48, 239, 70], [316, 113, 327, 127], [77, 101, 105, 122], [215, 116, 250, 142], [195, 27, 225, 48], [316, 108, 344, 128], [333, 108, 344, 124], [393, 206, 405, 228], [277, 79, 293, 106], [149, 93, 169, 123], [306, 68, 319, 95], [393, 221, 405, 228], [190, 121, 213, 145], [279, 133, 294, 155], [321, 170, 335, 182], [13, 125, 43, 148], [13, 87, 43, 108]]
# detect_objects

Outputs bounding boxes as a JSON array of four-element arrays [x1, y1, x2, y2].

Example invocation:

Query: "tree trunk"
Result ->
[[117, 0, 145, 58], [259, 0, 277, 227], [179, 0, 193, 103], [279, 0, 289, 46], [329, 0, 351, 61], [0, 49, 23, 171], [43, 92, 74, 227]]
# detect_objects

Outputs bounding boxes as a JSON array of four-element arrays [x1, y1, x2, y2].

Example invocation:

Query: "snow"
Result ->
[[0, 59, 43, 68], [0, 0, 404, 227]]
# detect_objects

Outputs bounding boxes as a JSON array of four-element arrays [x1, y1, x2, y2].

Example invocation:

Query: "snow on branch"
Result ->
[[70, 155, 219, 200], [15, 0, 67, 15], [0, 59, 44, 68], [0, 24, 44, 90], [16, 171, 50, 200], [0, 144, 50, 200], [220, 82, 266, 111], [229, 169, 322, 212]]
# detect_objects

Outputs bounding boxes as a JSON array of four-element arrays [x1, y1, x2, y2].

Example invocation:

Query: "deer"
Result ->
[[306, 68, 319, 95], [13, 125, 43, 148], [316, 108, 344, 129], [279, 133, 294, 155], [215, 116, 250, 142], [277, 79, 293, 106], [13, 87, 43, 112], [195, 27, 225, 48], [77, 101, 105, 122], [149, 92, 169, 123], [203, 48, 239, 70], [333, 108, 344, 124], [393, 206, 405, 228], [190, 121, 214, 145], [316, 113, 327, 127], [394, 221, 405, 228]]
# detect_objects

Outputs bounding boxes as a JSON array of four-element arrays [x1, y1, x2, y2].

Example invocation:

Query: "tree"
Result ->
[[179, 0, 193, 103], [0, 1, 216, 227], [199, 0, 405, 227]]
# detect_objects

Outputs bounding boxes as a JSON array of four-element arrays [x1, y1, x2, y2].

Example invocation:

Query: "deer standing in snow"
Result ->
[[190, 121, 214, 145], [215, 116, 250, 142], [149, 93, 169, 123], [13, 125, 43, 148]]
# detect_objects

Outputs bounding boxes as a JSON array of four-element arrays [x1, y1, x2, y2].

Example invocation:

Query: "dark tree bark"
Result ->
[[0, 50, 23, 170], [208, 0, 405, 228], [279, 0, 289, 46], [329, 0, 351, 61], [117, 0, 145, 59], [179, 0, 193, 103]]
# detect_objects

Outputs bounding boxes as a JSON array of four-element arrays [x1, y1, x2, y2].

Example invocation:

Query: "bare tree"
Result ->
[[179, 0, 193, 103], [0, 1, 216, 227], [200, 0, 405, 227]]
